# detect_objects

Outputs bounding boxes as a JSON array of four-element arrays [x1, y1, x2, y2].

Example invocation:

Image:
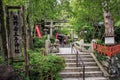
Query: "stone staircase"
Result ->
[[57, 52, 109, 80]]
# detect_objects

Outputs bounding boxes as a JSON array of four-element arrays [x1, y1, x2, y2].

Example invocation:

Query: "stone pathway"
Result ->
[[59, 48, 72, 54]]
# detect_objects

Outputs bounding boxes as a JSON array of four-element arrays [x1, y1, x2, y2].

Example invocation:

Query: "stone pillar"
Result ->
[[50, 20, 53, 37], [79, 39, 84, 51], [91, 39, 96, 52], [45, 35, 51, 54], [71, 29, 74, 42]]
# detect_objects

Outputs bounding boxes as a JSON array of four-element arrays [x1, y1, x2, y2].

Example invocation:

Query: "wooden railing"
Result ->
[[93, 43, 120, 57], [73, 41, 92, 52]]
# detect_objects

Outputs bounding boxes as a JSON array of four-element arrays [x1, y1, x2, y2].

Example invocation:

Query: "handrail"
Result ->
[[72, 44, 85, 80]]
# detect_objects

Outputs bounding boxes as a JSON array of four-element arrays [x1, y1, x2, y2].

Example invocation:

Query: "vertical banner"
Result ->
[[55, 32, 58, 39], [35, 25, 42, 38]]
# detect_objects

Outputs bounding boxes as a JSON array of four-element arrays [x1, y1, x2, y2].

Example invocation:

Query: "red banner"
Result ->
[[55, 32, 58, 39], [35, 25, 42, 38], [93, 43, 120, 57]]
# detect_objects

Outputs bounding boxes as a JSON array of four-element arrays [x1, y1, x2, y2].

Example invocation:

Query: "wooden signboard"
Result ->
[[9, 11, 22, 57], [6, 6, 24, 58]]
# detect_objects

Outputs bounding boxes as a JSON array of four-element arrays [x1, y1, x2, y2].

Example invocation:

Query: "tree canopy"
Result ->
[[2, 0, 120, 40]]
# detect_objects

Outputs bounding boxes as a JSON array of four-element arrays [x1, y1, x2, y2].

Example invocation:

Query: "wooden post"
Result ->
[[26, 0, 34, 50], [22, 6, 30, 78]]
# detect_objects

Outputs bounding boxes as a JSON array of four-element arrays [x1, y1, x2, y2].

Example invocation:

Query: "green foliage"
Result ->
[[29, 50, 65, 80], [96, 39, 104, 45], [56, 27, 70, 35], [94, 51, 107, 63], [0, 50, 4, 64], [29, 0, 71, 24], [67, 39, 72, 43], [114, 26, 120, 43], [50, 37, 55, 43], [68, 0, 120, 42], [11, 49, 65, 80], [60, 28, 70, 35], [3, 0, 120, 42], [33, 36, 47, 48], [3, 0, 26, 6], [0, 56, 3, 64], [12, 62, 25, 69]]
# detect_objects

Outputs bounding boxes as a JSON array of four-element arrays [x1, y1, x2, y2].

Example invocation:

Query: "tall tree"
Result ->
[[0, 0, 8, 61]]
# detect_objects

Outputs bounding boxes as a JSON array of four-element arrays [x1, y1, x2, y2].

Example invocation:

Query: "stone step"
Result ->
[[63, 66, 100, 72], [79, 52, 91, 55], [57, 53, 90, 56], [60, 71, 103, 78], [57, 54, 92, 59], [62, 77, 109, 80], [66, 62, 97, 67], [65, 58, 94, 62], [79, 55, 93, 58], [62, 56, 93, 59]]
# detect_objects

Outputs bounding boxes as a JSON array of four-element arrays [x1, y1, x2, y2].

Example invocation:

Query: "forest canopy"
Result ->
[[2, 0, 120, 41]]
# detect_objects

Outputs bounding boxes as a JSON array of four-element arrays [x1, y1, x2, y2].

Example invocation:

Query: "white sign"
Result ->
[[105, 37, 115, 45]]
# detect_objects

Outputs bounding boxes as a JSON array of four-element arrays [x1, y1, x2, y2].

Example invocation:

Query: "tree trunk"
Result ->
[[0, 0, 8, 61], [27, 14, 34, 49]]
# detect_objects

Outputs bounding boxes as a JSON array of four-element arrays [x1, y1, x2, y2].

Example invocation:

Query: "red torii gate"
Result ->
[[93, 43, 120, 57]]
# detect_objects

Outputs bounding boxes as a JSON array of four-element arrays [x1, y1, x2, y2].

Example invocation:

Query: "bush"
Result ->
[[33, 36, 47, 48], [96, 39, 104, 45], [94, 51, 107, 63], [0, 56, 3, 64], [0, 50, 4, 64], [67, 39, 72, 44], [50, 37, 55, 43], [29, 50, 66, 80]]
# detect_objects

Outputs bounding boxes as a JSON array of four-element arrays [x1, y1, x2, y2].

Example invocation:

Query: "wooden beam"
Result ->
[[5, 5, 22, 9]]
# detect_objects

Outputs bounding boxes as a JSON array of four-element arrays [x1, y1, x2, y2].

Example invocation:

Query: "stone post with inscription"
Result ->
[[9, 11, 22, 58], [45, 35, 51, 54]]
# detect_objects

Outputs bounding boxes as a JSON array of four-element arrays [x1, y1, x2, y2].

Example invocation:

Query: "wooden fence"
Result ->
[[93, 43, 120, 57]]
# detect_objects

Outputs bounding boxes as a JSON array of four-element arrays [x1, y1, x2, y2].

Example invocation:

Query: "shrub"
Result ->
[[0, 56, 3, 64], [94, 51, 107, 63], [33, 36, 47, 48], [50, 37, 55, 43], [29, 50, 66, 80]]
